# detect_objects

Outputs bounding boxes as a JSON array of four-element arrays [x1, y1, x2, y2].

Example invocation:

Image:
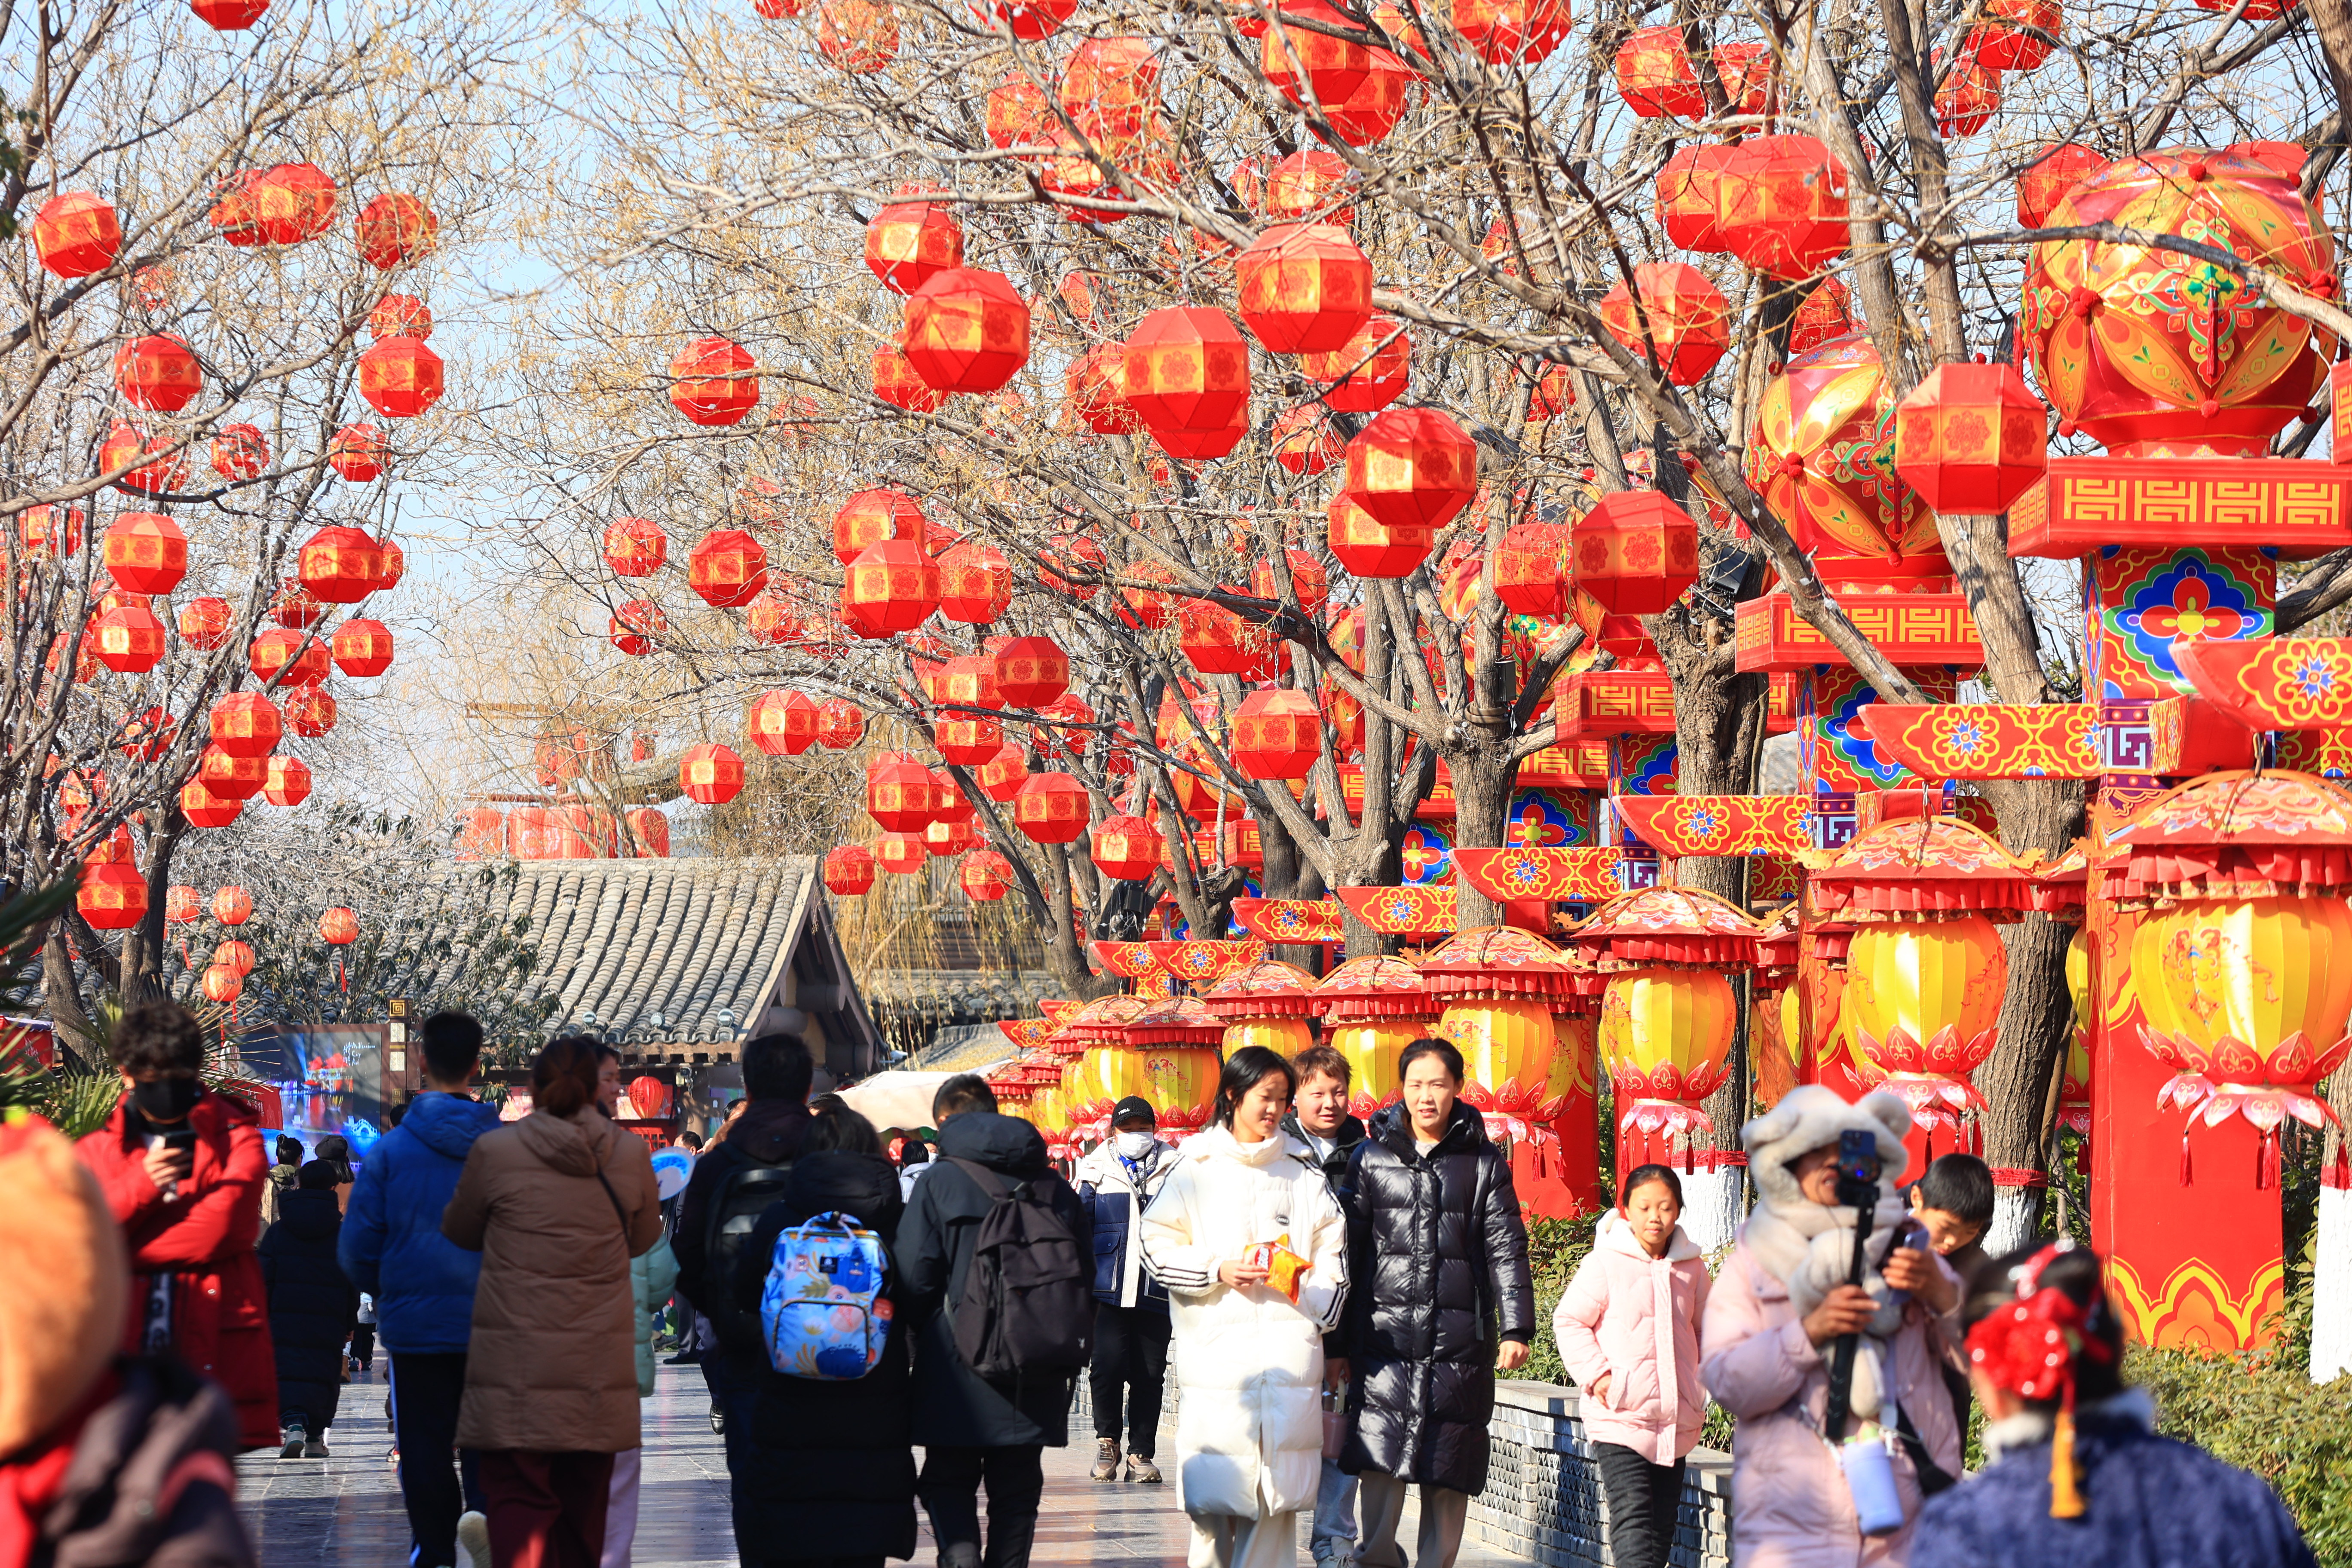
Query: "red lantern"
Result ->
[[200, 963, 242, 1006], [875, 831, 928, 874], [359, 336, 445, 418], [903, 268, 1031, 393], [178, 597, 231, 650], [866, 193, 963, 293], [975, 743, 1029, 801], [1119, 560, 1177, 629], [77, 863, 147, 932], [598, 515, 668, 579], [1067, 344, 1139, 435], [199, 745, 268, 801], [1091, 814, 1160, 881], [926, 815, 977, 858], [1326, 489, 1433, 578], [1038, 533, 1107, 599], [1654, 144, 1732, 253], [265, 755, 315, 805], [1892, 361, 2049, 515], [669, 337, 760, 426], [1968, 0, 2059, 70], [988, 73, 1052, 148], [1932, 44, 2002, 138], [1260, 0, 1370, 109], [209, 693, 282, 758], [1124, 307, 1251, 450], [1788, 277, 1856, 355], [211, 424, 269, 480], [1715, 135, 1852, 281], [315, 907, 358, 946], [100, 422, 187, 494], [1326, 45, 1413, 145], [102, 512, 187, 595], [688, 528, 770, 608], [992, 635, 1070, 707], [250, 163, 337, 245], [18, 505, 83, 557], [748, 690, 818, 756], [1493, 521, 1569, 616], [1236, 224, 1373, 356], [833, 488, 926, 564], [1598, 262, 1732, 385], [941, 653, 1006, 711], [991, 0, 1074, 39], [625, 807, 671, 858], [1573, 491, 1701, 615], [285, 687, 335, 739], [165, 886, 202, 924], [938, 542, 1011, 623], [1341, 406, 1479, 531], [679, 742, 746, 805], [370, 294, 434, 340], [325, 619, 391, 680], [873, 344, 946, 411], [89, 603, 165, 673], [297, 526, 385, 603], [1061, 38, 1160, 139], [1450, 0, 1570, 64], [113, 335, 202, 414], [816, 698, 866, 750], [251, 628, 330, 685], [33, 192, 120, 278], [328, 423, 387, 482], [179, 781, 242, 830], [213, 940, 254, 977], [842, 540, 942, 636], [1014, 771, 1090, 844], [745, 593, 796, 646], [1231, 688, 1323, 779], [937, 714, 1004, 766], [1302, 313, 1409, 412], [355, 193, 439, 269], [1256, 149, 1358, 224], [610, 598, 666, 656], [212, 886, 254, 925], [867, 760, 939, 831], [2015, 142, 2105, 227], [1179, 595, 1283, 680], [816, 0, 899, 70], [118, 707, 176, 760], [1614, 25, 1704, 116], [266, 577, 324, 630], [961, 850, 1015, 901], [1253, 549, 1330, 614], [824, 844, 877, 894]]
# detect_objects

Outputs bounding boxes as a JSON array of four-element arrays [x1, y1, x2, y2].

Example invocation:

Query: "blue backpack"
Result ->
[[759, 1211, 894, 1380]]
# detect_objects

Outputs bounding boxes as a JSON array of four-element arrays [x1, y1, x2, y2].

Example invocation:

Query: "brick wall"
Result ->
[[1467, 1380, 1733, 1568]]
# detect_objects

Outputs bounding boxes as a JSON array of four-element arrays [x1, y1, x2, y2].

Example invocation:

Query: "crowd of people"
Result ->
[[0, 1003, 2327, 1568]]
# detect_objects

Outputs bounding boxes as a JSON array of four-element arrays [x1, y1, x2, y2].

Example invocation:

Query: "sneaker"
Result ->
[[1090, 1437, 1121, 1482], [278, 1422, 306, 1459], [455, 1510, 492, 1568], [1126, 1453, 1162, 1484], [387, 1448, 401, 1469], [301, 1437, 330, 1458]]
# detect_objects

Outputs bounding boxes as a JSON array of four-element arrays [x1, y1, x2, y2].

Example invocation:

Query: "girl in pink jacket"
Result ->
[[1552, 1164, 1711, 1568]]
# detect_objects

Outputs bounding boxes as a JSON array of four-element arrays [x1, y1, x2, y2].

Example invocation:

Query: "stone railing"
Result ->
[[1468, 1380, 1733, 1568]]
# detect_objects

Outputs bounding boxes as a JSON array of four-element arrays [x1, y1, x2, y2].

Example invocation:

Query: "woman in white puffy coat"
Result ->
[[1139, 1046, 1350, 1568]]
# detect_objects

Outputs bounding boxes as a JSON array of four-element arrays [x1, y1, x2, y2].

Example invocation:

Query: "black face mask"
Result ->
[[131, 1075, 202, 1123]]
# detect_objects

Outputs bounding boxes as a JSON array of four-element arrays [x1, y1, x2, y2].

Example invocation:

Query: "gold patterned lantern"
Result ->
[[1051, 992, 1152, 1136], [1746, 334, 1936, 565], [1103, 995, 1227, 1138], [1418, 926, 1578, 1141], [1314, 955, 1440, 1121], [1202, 958, 1320, 1056]]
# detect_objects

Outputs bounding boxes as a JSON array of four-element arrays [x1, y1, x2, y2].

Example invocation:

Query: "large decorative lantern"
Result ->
[[833, 488, 925, 564], [1235, 224, 1373, 355], [1891, 361, 2049, 515], [1051, 993, 1152, 1132], [903, 267, 1031, 393], [816, 698, 866, 750], [1104, 998, 1226, 1139], [1713, 135, 1851, 281], [2015, 142, 2104, 227], [992, 635, 1070, 707], [102, 513, 187, 596], [1418, 927, 1579, 1141], [1314, 956, 1441, 1120], [1341, 406, 1479, 531], [1230, 689, 1321, 780], [824, 844, 876, 894], [1013, 771, 1090, 843], [938, 543, 1011, 623], [1201, 959, 1320, 1056], [668, 337, 760, 426], [33, 191, 120, 277], [747, 690, 818, 756], [1597, 263, 1730, 385], [1124, 307, 1252, 457], [1746, 335, 1935, 564]]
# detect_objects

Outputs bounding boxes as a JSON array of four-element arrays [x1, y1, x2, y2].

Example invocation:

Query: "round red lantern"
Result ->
[[1614, 25, 1703, 116], [1341, 406, 1479, 531], [34, 192, 120, 278], [199, 963, 242, 1007], [90, 603, 165, 673], [1256, 149, 1358, 224], [1124, 307, 1252, 449], [1326, 44, 1413, 144], [903, 268, 1030, 393], [18, 505, 82, 557], [1091, 814, 1160, 881], [1714, 135, 1852, 281], [1260, 0, 1370, 108], [1179, 595, 1283, 680], [285, 687, 335, 739], [1892, 361, 2049, 515], [213, 885, 254, 925], [974, 743, 1029, 803], [374, 538, 406, 593], [269, 578, 326, 629], [843, 539, 942, 636], [211, 424, 269, 480], [332, 618, 394, 677], [745, 593, 796, 646], [824, 844, 877, 894], [941, 653, 1006, 711], [679, 742, 746, 805], [1788, 277, 1856, 355], [1966, 0, 2059, 69], [937, 714, 1004, 766], [1067, 343, 1139, 435], [1451, 0, 1569, 63], [250, 628, 330, 685], [250, 163, 337, 245], [961, 850, 1015, 901], [866, 760, 938, 833], [102, 512, 187, 595], [816, 698, 866, 750], [938, 542, 1011, 624], [328, 423, 387, 482], [297, 525, 385, 603], [873, 344, 945, 411], [610, 598, 666, 656], [1326, 490, 1434, 578], [1038, 533, 1106, 600], [1252, 549, 1330, 614], [355, 193, 439, 268], [1573, 491, 1701, 615], [1747, 335, 1935, 561], [1598, 262, 1731, 385], [165, 886, 202, 925], [213, 940, 255, 978], [114, 335, 202, 413], [874, 831, 927, 874], [1654, 144, 1731, 253], [1061, 37, 1159, 138], [77, 863, 147, 931], [179, 781, 242, 830], [265, 754, 315, 805], [669, 337, 760, 426], [178, 597, 231, 650], [118, 707, 175, 760], [866, 193, 963, 293], [925, 815, 977, 858], [987, 72, 1051, 148], [992, 635, 1070, 708], [209, 692, 282, 758], [370, 294, 433, 340], [316, 907, 358, 944], [199, 745, 268, 801], [1932, 44, 2002, 138], [2015, 142, 2105, 227], [748, 690, 818, 756], [1236, 224, 1373, 356], [687, 528, 770, 608], [991, 0, 1074, 39], [1231, 688, 1323, 780], [359, 336, 445, 419], [1302, 313, 1409, 411], [833, 488, 925, 564], [625, 807, 671, 858], [100, 422, 187, 494], [1493, 521, 1568, 616], [1013, 771, 1090, 844]]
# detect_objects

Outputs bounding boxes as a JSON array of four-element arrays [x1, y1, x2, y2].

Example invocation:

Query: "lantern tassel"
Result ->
[[2077, 1136, 2092, 1176], [339, 956, 347, 994], [2259, 1131, 2282, 1191], [2180, 1132, 2193, 1186], [2049, 1404, 2086, 1519]]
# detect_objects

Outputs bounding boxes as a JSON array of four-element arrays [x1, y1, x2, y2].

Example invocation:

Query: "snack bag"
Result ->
[[1243, 1231, 1312, 1302]]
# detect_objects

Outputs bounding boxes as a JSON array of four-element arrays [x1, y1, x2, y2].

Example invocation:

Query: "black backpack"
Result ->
[[944, 1157, 1094, 1380], [701, 1155, 795, 1354]]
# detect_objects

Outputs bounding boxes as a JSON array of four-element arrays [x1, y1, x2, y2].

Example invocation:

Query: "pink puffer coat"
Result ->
[[1550, 1212, 1710, 1464], [1700, 1238, 1965, 1568]]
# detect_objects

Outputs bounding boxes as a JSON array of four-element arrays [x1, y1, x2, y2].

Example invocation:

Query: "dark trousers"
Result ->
[[918, 1444, 1045, 1568], [701, 1348, 762, 1473], [352, 1323, 376, 1368], [478, 1449, 614, 1568], [391, 1352, 486, 1568], [1087, 1303, 1170, 1458], [1593, 1442, 1684, 1568]]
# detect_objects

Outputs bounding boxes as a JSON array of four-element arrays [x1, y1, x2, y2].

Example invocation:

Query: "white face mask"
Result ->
[[1114, 1130, 1158, 1159]]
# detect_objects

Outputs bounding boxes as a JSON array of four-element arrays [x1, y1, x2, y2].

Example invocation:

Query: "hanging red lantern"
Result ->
[[213, 940, 255, 978], [212, 886, 254, 926], [77, 864, 147, 931], [1014, 771, 1090, 843], [987, 72, 1052, 148], [687, 528, 771, 608], [319, 907, 359, 946], [1715, 135, 1852, 281], [328, 423, 387, 482], [1966, 0, 2061, 68], [1525, 365, 1577, 423], [1341, 406, 1479, 531], [355, 193, 439, 268], [842, 539, 942, 636], [938, 714, 1004, 766], [113, 335, 202, 413], [179, 781, 242, 830], [1061, 37, 1160, 138], [1326, 489, 1434, 578], [1892, 360, 2049, 515], [925, 815, 977, 858], [118, 707, 176, 760], [1252, 549, 1330, 614], [249, 163, 337, 245], [284, 687, 335, 739], [1492, 521, 1569, 616], [1124, 307, 1252, 452], [1573, 490, 1701, 615], [873, 830, 926, 874], [961, 849, 1015, 901], [1747, 335, 1934, 561], [298, 525, 386, 603], [165, 886, 202, 925], [99, 422, 187, 494], [211, 424, 269, 480], [101, 512, 187, 595], [1230, 688, 1323, 780], [745, 593, 796, 646], [623, 807, 670, 858], [669, 337, 760, 426], [359, 337, 445, 419], [200, 963, 242, 1007], [1178, 595, 1283, 680], [18, 505, 83, 557], [370, 294, 434, 340], [1614, 25, 1705, 116], [1067, 343, 1139, 435], [992, 635, 1071, 707], [941, 652, 1006, 711], [1119, 559, 1177, 630], [824, 844, 877, 894], [251, 628, 330, 684], [938, 542, 1012, 623], [1451, 0, 1570, 63], [679, 742, 746, 804], [903, 267, 1031, 393], [990, 0, 1075, 39], [873, 344, 946, 411], [33, 192, 120, 277], [330, 618, 394, 677], [1932, 44, 2003, 138], [609, 598, 666, 656], [1302, 313, 1409, 412], [833, 488, 926, 564], [2015, 142, 2105, 227], [199, 745, 268, 801], [591, 517, 665, 581], [1654, 145, 1731, 253], [1326, 44, 1413, 144], [1598, 262, 1732, 385], [866, 192, 963, 293], [1038, 533, 1107, 599], [975, 743, 1029, 801], [1788, 277, 1856, 355], [265, 754, 315, 805], [209, 692, 282, 758], [748, 690, 818, 755], [816, 698, 866, 750], [90, 603, 165, 673], [1260, 0, 1370, 108], [1090, 814, 1160, 881], [266, 578, 324, 630], [1256, 149, 1358, 224], [867, 760, 939, 831], [1236, 224, 1374, 356], [178, 597, 231, 650]]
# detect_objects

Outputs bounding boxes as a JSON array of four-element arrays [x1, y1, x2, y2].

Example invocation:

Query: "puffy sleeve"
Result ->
[[1551, 1250, 1614, 1392], [440, 1141, 493, 1253], [1480, 1149, 1535, 1342], [1293, 1164, 1349, 1332], [1700, 1246, 1822, 1419], [1136, 1159, 1216, 1298]]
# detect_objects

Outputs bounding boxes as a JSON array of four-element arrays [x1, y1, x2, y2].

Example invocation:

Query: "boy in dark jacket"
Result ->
[[258, 1161, 359, 1457], [1283, 1045, 1368, 1568], [1070, 1095, 1173, 1483]]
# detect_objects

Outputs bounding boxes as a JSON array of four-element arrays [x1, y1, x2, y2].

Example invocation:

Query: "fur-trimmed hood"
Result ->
[[1741, 1084, 1916, 1208]]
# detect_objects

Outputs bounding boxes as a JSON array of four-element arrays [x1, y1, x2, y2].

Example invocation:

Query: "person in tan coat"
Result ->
[[442, 1038, 662, 1568]]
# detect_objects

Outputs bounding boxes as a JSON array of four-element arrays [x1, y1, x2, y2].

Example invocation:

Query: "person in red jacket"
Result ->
[[74, 1001, 278, 1451]]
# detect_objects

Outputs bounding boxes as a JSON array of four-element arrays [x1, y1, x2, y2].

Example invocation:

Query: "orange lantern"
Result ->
[[355, 193, 438, 268], [1891, 361, 2049, 515], [668, 337, 760, 426], [688, 528, 770, 608], [1341, 406, 1479, 531], [1788, 277, 1856, 355], [940, 652, 1006, 712], [179, 781, 242, 830], [1746, 335, 1935, 563], [113, 335, 202, 413], [212, 885, 254, 925], [102, 512, 187, 595], [2015, 142, 2104, 227], [1123, 307, 1251, 452], [265, 755, 315, 805], [824, 844, 876, 894], [873, 344, 946, 411], [865, 193, 963, 293], [77, 863, 148, 931], [1527, 365, 1576, 423], [987, 73, 1051, 147], [1714, 135, 1851, 281], [937, 714, 1004, 767], [246, 162, 337, 244], [748, 690, 818, 756], [199, 746, 268, 800], [1014, 771, 1090, 844], [1326, 489, 1433, 578], [1598, 263, 1731, 385], [33, 191, 120, 277], [284, 686, 335, 740], [1090, 814, 1159, 881], [1571, 491, 1700, 615], [269, 578, 326, 629], [903, 267, 1031, 393], [679, 742, 746, 805], [165, 885, 202, 925], [832, 488, 925, 564], [1066, 343, 1139, 435], [201, 964, 243, 1007], [358, 337, 445, 419]]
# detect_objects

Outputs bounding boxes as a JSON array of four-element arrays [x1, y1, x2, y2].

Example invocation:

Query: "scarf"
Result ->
[[1743, 1185, 1913, 1426]]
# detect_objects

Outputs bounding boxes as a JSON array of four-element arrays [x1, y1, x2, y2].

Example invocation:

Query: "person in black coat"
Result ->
[[894, 1076, 1089, 1568], [257, 1159, 360, 1458], [731, 1104, 916, 1568], [1337, 1039, 1534, 1568]]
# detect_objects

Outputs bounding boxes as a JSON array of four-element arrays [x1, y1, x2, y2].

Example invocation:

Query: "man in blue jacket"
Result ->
[[340, 1011, 504, 1568]]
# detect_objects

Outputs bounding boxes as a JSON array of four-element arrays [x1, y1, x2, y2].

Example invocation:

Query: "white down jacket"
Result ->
[[1136, 1125, 1348, 1522]]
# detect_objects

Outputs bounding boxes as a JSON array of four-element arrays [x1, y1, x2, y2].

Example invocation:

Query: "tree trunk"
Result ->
[[1448, 741, 1518, 930], [117, 816, 187, 1010], [42, 928, 101, 1069]]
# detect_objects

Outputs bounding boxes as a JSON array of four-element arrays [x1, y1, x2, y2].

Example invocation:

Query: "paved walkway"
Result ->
[[236, 1363, 1501, 1568]]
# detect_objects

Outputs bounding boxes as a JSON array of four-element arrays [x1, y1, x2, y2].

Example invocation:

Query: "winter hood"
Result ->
[[1596, 1208, 1701, 1263], [936, 1109, 1050, 1176], [515, 1107, 618, 1178], [401, 1091, 503, 1161], [1741, 1084, 1915, 1209]]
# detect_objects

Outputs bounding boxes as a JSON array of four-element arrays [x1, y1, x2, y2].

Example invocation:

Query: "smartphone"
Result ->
[[1833, 1127, 1882, 1208], [158, 1129, 198, 1153]]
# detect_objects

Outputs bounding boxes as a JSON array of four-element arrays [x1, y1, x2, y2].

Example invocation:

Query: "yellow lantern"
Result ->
[[2140, 897, 2352, 1134], [2062, 925, 2092, 1133], [1223, 1018, 1314, 1055], [1536, 1011, 1598, 1120], [1596, 968, 1737, 1139], [1844, 913, 2006, 1138], [1314, 954, 1438, 1120], [1202, 958, 1320, 1061], [1416, 927, 1578, 1140], [1110, 996, 1228, 1137]]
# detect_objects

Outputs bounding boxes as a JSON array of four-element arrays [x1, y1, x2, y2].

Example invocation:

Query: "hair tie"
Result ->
[[1961, 1240, 2111, 1518]]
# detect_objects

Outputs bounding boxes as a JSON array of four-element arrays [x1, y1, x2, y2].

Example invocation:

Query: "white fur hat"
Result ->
[[1740, 1084, 1914, 1209]]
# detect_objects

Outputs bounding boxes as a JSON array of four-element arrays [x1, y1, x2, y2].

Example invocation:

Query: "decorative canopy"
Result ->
[[1314, 954, 1439, 1022], [1123, 994, 1228, 1046], [1148, 937, 1267, 987], [1090, 940, 1161, 980], [1452, 846, 1627, 903], [2103, 770, 2352, 905], [1201, 958, 1321, 1019], [1049, 992, 1148, 1050], [1611, 795, 1811, 858], [1803, 816, 2077, 922], [1417, 925, 1578, 998], [1231, 897, 1346, 942], [996, 1017, 1054, 1051], [1336, 884, 1456, 935], [1569, 886, 1762, 969]]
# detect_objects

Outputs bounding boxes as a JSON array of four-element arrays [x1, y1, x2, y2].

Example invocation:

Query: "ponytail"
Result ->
[[532, 1036, 602, 1118]]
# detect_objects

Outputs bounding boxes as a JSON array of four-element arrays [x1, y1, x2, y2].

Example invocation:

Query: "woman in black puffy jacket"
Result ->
[[1336, 1038, 1534, 1568]]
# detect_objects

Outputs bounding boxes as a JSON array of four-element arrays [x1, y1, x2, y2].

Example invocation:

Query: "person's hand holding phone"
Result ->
[[144, 1134, 195, 1192], [1802, 1283, 1879, 1345], [1882, 1246, 1957, 1314]]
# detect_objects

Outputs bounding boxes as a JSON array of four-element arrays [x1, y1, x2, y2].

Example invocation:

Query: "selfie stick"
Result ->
[[1821, 1184, 1876, 1439]]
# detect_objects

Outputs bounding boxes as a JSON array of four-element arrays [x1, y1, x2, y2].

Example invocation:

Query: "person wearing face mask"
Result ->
[[74, 1000, 280, 1452], [1281, 1045, 1366, 1568], [1072, 1096, 1176, 1483]]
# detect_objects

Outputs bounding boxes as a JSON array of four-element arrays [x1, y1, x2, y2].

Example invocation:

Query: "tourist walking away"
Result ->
[[0, 1112, 259, 1568], [1072, 1093, 1175, 1483], [442, 1037, 663, 1568], [731, 1097, 918, 1568], [674, 1033, 816, 1460], [1907, 1152, 1994, 1437], [74, 1000, 279, 1451], [1552, 1165, 1712, 1568], [897, 1073, 1093, 1568], [1138, 1047, 1348, 1568], [259, 1160, 361, 1457], [1702, 1086, 1964, 1568], [606, 1166, 679, 1568], [343, 1008, 504, 1568], [1282, 1044, 1367, 1568], [316, 1133, 357, 1213], [1911, 1239, 2315, 1568], [266, 1134, 303, 1226], [1339, 1037, 1535, 1568]]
